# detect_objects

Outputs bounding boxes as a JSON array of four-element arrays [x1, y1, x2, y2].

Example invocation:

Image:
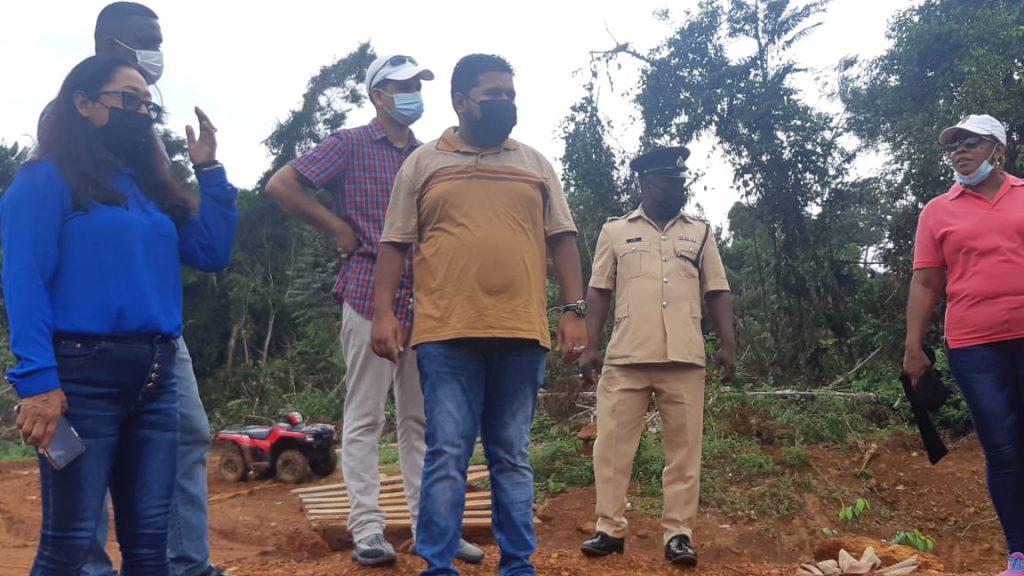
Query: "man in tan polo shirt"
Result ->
[[579, 146, 736, 567], [371, 53, 587, 576]]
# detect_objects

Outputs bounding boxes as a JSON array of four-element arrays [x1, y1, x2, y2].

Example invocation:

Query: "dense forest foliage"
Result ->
[[1, 0, 1021, 435]]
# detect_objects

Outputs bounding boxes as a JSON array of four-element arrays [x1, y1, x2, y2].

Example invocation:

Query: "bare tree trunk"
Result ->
[[226, 320, 242, 372], [261, 309, 276, 364]]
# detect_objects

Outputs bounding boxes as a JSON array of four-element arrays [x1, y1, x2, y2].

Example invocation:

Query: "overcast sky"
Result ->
[[0, 0, 915, 229]]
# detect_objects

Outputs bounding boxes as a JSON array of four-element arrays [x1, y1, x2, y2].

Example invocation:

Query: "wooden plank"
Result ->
[[292, 463, 491, 496], [301, 490, 493, 506], [307, 516, 495, 524], [305, 500, 493, 516], [308, 516, 538, 528], [292, 483, 345, 496], [309, 508, 495, 520]]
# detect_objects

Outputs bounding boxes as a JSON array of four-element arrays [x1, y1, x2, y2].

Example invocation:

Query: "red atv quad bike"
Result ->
[[215, 412, 338, 484]]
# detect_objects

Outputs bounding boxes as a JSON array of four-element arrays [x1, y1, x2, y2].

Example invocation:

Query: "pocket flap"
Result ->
[[616, 241, 650, 256]]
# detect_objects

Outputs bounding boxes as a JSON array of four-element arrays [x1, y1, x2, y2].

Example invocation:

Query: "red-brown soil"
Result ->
[[0, 432, 1009, 575]]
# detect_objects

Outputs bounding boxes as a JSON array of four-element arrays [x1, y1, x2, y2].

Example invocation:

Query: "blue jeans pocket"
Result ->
[[54, 338, 101, 360]]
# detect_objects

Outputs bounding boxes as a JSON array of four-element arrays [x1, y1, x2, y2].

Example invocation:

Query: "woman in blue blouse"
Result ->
[[2, 55, 237, 575]]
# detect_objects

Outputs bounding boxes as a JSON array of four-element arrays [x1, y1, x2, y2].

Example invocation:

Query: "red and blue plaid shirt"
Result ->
[[289, 120, 418, 326]]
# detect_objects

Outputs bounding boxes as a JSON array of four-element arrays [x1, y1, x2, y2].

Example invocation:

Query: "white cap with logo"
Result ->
[[938, 114, 1007, 145], [365, 54, 434, 92]]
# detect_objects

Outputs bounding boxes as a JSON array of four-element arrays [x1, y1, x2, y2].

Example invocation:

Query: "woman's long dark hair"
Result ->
[[36, 55, 194, 223]]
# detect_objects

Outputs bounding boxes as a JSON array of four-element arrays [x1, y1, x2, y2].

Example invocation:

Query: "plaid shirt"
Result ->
[[289, 120, 418, 326]]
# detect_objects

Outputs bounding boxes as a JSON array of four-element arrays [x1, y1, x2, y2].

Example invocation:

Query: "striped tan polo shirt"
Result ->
[[380, 127, 577, 349]]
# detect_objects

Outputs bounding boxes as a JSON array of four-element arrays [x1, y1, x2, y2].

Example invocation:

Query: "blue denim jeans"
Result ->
[[32, 335, 179, 576], [82, 339, 212, 576], [947, 339, 1024, 554], [415, 338, 546, 576]]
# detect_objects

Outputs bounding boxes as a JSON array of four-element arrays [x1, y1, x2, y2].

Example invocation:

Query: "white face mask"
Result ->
[[115, 38, 164, 84]]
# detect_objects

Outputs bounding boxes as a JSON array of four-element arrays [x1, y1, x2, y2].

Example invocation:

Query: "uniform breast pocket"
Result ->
[[617, 242, 650, 279], [673, 241, 700, 279]]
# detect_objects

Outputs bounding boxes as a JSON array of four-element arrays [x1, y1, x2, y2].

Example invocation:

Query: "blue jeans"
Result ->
[[32, 335, 180, 576], [82, 339, 212, 576], [947, 339, 1024, 554], [415, 338, 546, 576]]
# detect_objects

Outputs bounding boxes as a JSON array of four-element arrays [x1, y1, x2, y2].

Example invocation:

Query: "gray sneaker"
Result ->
[[351, 533, 396, 566], [455, 538, 485, 564], [410, 538, 485, 564]]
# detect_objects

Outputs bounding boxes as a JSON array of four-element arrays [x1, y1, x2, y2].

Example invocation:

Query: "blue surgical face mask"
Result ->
[[387, 92, 424, 126], [954, 146, 997, 186]]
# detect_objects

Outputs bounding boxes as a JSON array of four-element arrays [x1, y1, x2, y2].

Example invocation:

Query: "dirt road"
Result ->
[[0, 433, 1008, 575]]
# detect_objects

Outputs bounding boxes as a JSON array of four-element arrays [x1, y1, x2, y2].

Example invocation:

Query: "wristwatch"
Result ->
[[561, 300, 587, 318]]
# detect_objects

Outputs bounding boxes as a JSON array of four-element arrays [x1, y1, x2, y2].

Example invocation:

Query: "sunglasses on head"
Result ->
[[943, 135, 994, 154], [369, 55, 418, 89], [89, 90, 164, 121]]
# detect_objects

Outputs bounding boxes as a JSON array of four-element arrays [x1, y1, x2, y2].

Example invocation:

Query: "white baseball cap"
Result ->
[[938, 114, 1007, 145], [365, 54, 434, 91]]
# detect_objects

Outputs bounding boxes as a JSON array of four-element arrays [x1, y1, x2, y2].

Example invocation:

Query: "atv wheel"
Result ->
[[309, 449, 338, 477], [219, 446, 248, 482], [275, 449, 310, 484]]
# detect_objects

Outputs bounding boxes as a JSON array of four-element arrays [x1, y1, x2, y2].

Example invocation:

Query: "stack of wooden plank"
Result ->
[[292, 464, 493, 528]]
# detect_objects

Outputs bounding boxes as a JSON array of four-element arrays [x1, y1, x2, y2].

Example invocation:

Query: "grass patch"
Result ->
[[378, 442, 400, 475], [632, 431, 666, 495], [0, 438, 35, 461], [530, 429, 593, 498], [782, 445, 809, 468], [732, 450, 775, 477]]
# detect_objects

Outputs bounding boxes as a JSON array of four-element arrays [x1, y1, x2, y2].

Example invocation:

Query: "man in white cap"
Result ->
[[267, 53, 484, 566]]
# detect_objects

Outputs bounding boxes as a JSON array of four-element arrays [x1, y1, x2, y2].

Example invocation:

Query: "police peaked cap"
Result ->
[[629, 146, 690, 177]]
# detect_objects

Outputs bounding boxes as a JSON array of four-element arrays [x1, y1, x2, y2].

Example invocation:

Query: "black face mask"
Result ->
[[95, 107, 154, 160], [642, 177, 687, 219], [467, 99, 517, 148]]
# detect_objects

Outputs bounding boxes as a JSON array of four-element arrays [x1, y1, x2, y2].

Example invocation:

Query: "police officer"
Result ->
[[579, 146, 736, 566]]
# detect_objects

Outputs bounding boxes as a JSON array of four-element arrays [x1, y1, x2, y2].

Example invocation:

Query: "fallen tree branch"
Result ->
[[828, 346, 883, 388], [960, 516, 998, 538], [540, 389, 889, 402], [722, 390, 888, 402]]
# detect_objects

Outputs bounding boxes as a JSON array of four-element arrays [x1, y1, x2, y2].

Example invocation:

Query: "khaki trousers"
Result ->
[[339, 303, 424, 541], [593, 362, 705, 544]]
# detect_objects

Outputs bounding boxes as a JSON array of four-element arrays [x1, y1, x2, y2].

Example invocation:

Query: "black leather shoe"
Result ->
[[665, 534, 698, 566], [581, 531, 625, 557]]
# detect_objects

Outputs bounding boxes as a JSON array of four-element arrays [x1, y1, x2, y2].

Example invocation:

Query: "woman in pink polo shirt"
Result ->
[[904, 114, 1024, 576]]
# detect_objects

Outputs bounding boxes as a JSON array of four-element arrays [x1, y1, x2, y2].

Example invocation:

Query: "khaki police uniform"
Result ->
[[589, 205, 730, 544]]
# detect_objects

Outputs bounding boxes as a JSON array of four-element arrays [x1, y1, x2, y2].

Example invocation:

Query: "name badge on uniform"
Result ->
[[626, 237, 643, 243], [678, 236, 697, 242]]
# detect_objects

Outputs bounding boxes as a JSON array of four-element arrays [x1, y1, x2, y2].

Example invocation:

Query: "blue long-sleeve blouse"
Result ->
[[1, 159, 238, 398]]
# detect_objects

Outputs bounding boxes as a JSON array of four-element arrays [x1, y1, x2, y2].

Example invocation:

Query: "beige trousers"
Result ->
[[339, 303, 424, 541], [593, 362, 706, 544]]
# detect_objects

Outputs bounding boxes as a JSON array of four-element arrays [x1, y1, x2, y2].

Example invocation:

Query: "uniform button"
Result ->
[[662, 301, 668, 308], [663, 277, 668, 283], [661, 256, 668, 262], [660, 235, 668, 241], [146, 383, 156, 389]]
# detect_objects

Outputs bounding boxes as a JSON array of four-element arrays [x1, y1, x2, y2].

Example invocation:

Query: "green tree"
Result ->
[[187, 43, 376, 427], [581, 0, 893, 382], [0, 140, 29, 194], [840, 0, 1024, 348]]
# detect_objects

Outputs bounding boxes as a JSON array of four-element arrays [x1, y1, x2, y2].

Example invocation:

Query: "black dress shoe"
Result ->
[[665, 534, 698, 566], [581, 531, 625, 556]]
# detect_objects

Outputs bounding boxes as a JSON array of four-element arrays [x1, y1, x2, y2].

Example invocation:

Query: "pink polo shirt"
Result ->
[[913, 173, 1024, 349]]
